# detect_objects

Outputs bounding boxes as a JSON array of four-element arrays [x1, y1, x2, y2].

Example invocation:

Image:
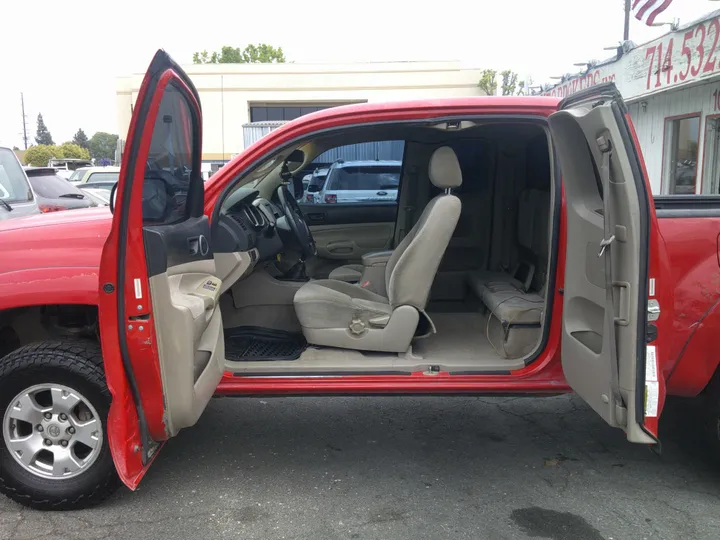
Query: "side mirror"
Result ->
[[109, 183, 118, 214]]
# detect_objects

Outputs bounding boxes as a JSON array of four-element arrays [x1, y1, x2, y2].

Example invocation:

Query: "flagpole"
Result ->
[[624, 0, 631, 41]]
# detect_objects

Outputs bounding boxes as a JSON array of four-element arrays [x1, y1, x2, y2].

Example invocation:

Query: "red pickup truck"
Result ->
[[2, 50, 720, 510]]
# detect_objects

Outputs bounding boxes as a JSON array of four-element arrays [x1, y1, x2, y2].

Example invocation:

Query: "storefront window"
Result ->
[[664, 116, 699, 195]]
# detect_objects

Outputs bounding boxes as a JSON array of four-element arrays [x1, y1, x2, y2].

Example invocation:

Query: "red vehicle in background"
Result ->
[[1, 50, 720, 510]]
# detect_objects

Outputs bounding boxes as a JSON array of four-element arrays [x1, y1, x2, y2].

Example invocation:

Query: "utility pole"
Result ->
[[623, 0, 631, 41], [20, 93, 29, 150]]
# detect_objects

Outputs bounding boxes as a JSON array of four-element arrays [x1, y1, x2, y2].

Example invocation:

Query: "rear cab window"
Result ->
[[0, 148, 33, 203]]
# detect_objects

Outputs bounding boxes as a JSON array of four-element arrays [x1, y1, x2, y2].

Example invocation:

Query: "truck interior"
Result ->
[[207, 119, 557, 376]]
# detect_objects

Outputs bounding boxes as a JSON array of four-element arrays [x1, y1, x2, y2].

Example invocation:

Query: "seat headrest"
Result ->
[[429, 146, 462, 190]]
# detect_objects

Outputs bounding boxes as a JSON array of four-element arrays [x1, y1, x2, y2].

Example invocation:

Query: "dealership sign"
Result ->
[[543, 10, 720, 101]]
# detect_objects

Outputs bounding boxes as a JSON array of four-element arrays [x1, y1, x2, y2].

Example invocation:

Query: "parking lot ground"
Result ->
[[2, 394, 720, 540]]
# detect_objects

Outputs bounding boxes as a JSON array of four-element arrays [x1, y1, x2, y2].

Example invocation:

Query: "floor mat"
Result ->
[[224, 326, 307, 362]]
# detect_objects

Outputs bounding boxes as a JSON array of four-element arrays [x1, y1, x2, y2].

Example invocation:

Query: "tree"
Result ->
[[35, 114, 54, 146], [72, 128, 89, 149], [193, 44, 286, 64], [500, 70, 526, 95], [241, 44, 285, 63], [477, 69, 497, 96], [58, 142, 90, 160], [24, 145, 58, 167], [88, 132, 119, 161]]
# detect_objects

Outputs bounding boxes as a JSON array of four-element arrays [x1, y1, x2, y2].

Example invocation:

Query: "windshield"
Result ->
[[85, 171, 119, 184], [327, 166, 400, 190], [28, 174, 85, 199], [0, 148, 33, 202]]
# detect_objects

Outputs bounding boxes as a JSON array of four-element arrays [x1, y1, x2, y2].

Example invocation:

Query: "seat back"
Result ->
[[385, 146, 462, 309]]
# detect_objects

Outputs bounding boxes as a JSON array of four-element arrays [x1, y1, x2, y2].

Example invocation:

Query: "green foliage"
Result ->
[[479, 70, 525, 96], [35, 114, 54, 146], [58, 142, 90, 160], [193, 44, 286, 64], [88, 132, 119, 161], [24, 145, 58, 167], [477, 70, 497, 96], [72, 128, 89, 149]]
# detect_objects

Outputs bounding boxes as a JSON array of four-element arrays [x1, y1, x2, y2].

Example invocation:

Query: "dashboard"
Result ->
[[214, 190, 285, 261]]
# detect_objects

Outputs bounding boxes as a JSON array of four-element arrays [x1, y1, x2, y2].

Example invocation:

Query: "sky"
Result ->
[[0, 0, 716, 149]]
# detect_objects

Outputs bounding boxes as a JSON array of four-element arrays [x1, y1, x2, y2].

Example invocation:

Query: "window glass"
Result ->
[[85, 171, 119, 184], [327, 166, 400, 190], [68, 169, 87, 182], [666, 116, 700, 195], [142, 82, 197, 224], [0, 148, 32, 202], [28, 174, 85, 198], [301, 141, 405, 205]]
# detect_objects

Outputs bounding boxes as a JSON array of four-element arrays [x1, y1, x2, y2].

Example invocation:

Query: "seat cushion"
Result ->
[[328, 264, 364, 282], [294, 279, 392, 330], [482, 284, 544, 325], [467, 270, 523, 299]]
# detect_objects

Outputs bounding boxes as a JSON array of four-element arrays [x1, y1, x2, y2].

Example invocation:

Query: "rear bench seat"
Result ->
[[467, 189, 550, 358]]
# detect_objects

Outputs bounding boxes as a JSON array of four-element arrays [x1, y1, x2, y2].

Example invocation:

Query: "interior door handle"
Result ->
[[307, 213, 325, 223], [377, 191, 387, 196]]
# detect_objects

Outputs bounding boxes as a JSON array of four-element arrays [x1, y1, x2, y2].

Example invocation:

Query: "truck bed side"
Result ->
[[655, 195, 720, 396]]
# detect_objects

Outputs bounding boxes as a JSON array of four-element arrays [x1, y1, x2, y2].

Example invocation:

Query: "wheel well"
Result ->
[[0, 304, 99, 359]]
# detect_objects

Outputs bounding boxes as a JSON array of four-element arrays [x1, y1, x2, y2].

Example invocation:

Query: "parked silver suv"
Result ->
[[317, 160, 401, 204], [0, 147, 40, 220]]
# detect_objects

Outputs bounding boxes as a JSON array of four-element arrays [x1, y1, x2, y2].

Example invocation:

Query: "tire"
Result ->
[[703, 369, 720, 458], [0, 341, 120, 510]]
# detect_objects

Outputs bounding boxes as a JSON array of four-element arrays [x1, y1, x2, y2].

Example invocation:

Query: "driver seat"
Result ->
[[293, 146, 463, 353]]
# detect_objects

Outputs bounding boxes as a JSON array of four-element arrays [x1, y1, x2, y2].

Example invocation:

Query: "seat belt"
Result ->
[[597, 135, 625, 421], [397, 165, 419, 244]]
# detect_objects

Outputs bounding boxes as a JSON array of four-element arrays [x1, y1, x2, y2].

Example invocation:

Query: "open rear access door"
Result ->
[[98, 50, 225, 489], [549, 83, 665, 446]]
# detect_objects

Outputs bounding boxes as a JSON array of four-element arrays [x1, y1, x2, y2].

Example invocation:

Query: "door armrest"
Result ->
[[361, 250, 394, 267]]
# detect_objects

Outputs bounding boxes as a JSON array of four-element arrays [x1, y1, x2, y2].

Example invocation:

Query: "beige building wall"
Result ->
[[116, 61, 486, 161]]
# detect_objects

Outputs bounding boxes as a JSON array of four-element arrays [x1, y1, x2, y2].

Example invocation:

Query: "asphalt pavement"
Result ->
[[1, 394, 719, 539]]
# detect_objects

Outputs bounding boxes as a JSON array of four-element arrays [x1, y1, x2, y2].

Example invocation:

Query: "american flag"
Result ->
[[632, 0, 674, 26]]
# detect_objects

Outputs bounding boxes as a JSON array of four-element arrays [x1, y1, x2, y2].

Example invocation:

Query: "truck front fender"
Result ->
[[0, 267, 99, 311]]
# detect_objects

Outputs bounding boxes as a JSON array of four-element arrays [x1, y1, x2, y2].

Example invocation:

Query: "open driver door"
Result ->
[[549, 83, 666, 446], [98, 50, 225, 488]]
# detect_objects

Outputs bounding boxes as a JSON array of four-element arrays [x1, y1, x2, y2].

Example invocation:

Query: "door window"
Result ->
[[0, 148, 32, 202], [300, 141, 405, 205], [702, 116, 720, 193], [142, 82, 199, 224], [663, 115, 700, 194]]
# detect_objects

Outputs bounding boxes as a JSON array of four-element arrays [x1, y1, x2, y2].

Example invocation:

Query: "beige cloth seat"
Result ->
[[294, 146, 463, 353], [478, 189, 551, 358]]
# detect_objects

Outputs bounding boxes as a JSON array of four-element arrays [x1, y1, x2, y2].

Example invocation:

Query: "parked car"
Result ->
[[3, 51, 720, 512], [68, 166, 120, 185], [79, 186, 111, 206], [317, 160, 401, 203], [23, 168, 96, 212], [304, 167, 328, 202], [0, 146, 40, 220], [48, 158, 93, 180]]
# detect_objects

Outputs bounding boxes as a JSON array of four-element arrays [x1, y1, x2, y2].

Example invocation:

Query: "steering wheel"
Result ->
[[277, 185, 316, 260]]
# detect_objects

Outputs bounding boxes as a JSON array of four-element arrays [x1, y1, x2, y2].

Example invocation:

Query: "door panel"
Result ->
[[299, 201, 397, 277], [98, 50, 222, 489], [312, 222, 394, 259], [550, 83, 665, 445]]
